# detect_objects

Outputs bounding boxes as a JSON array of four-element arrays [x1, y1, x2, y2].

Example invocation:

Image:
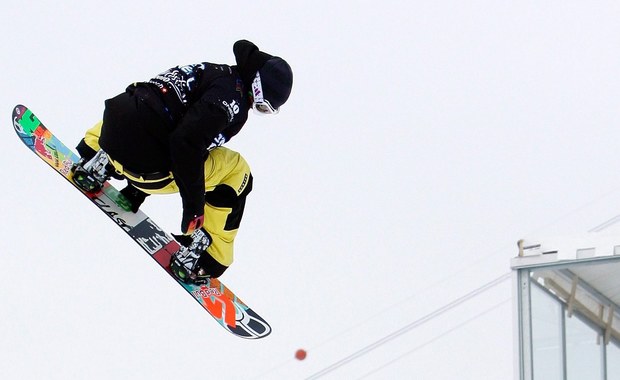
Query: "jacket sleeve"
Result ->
[[169, 100, 229, 217]]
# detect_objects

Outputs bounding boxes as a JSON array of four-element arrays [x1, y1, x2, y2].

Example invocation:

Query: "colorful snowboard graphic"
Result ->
[[12, 104, 271, 339]]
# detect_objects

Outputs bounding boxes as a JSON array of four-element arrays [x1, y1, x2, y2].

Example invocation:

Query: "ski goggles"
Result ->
[[251, 72, 279, 115]]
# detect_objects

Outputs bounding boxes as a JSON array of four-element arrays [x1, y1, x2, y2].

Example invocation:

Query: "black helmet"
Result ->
[[233, 40, 293, 110]]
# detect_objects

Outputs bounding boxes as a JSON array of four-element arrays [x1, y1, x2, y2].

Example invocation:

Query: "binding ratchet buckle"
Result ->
[[71, 150, 111, 193], [170, 229, 212, 284]]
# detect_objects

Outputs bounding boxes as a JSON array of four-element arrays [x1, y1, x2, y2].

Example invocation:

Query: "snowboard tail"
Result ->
[[12, 104, 271, 339]]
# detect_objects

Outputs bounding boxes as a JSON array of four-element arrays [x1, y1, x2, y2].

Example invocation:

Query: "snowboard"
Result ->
[[12, 104, 271, 339]]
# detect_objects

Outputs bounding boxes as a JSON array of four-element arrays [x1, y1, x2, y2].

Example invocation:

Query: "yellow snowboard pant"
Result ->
[[82, 121, 252, 268]]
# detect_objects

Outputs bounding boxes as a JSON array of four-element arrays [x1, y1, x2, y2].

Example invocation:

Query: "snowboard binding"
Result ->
[[71, 149, 112, 193], [170, 229, 212, 284]]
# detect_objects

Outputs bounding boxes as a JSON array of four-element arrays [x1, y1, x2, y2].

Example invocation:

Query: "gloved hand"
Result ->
[[172, 233, 193, 247], [119, 184, 149, 213], [181, 211, 204, 235]]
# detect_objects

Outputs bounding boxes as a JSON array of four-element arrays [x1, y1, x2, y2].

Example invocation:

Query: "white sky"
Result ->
[[2, 1, 620, 379]]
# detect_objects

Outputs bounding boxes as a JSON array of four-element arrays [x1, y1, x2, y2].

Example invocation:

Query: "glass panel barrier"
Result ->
[[531, 284, 563, 379], [565, 312, 603, 380]]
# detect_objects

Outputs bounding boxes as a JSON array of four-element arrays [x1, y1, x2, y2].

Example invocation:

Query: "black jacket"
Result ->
[[99, 62, 249, 218]]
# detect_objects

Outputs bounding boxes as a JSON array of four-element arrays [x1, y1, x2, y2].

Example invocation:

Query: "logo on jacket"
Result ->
[[207, 133, 227, 151], [221, 100, 240, 122]]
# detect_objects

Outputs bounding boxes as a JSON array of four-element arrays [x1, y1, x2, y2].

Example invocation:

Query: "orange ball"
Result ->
[[295, 349, 307, 360]]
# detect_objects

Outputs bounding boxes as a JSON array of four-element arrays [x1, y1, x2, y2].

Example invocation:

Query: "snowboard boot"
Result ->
[[170, 229, 212, 284], [71, 149, 113, 193]]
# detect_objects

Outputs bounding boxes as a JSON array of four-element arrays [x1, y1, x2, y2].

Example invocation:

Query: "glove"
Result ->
[[172, 233, 193, 247], [119, 184, 149, 213], [181, 211, 204, 235]]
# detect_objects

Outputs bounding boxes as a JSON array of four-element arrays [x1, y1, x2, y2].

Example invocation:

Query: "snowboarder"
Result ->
[[73, 40, 293, 281]]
